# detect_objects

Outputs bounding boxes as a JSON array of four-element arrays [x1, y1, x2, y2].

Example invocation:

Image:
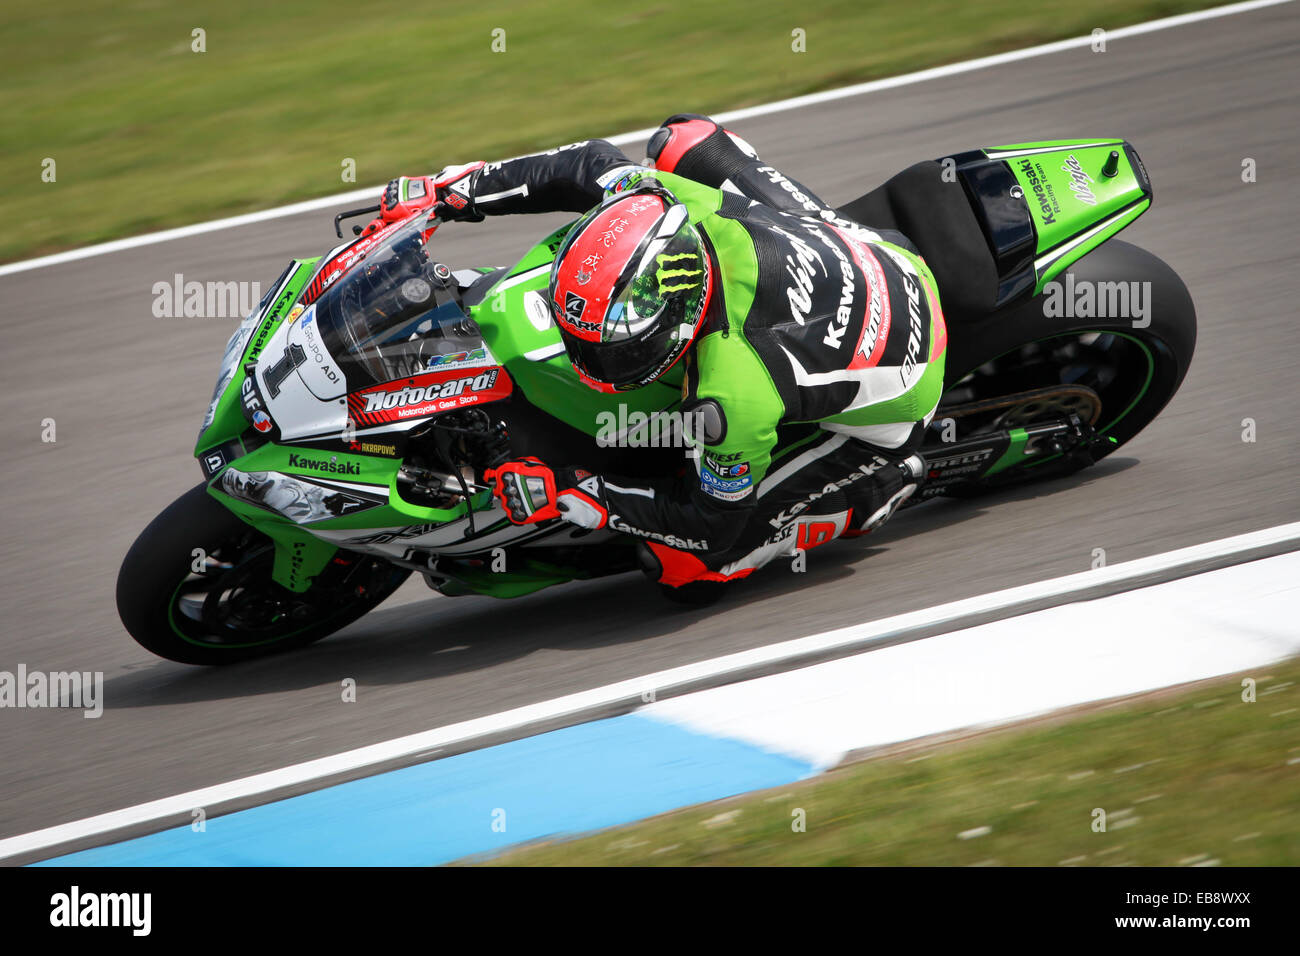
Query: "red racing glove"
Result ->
[[379, 162, 486, 224], [484, 458, 609, 529]]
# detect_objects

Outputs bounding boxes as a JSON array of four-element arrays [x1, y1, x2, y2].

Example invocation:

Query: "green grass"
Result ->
[[2, 0, 1226, 263], [482, 661, 1300, 865]]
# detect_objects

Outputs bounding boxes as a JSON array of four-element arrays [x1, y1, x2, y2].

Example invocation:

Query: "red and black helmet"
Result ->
[[548, 182, 712, 392]]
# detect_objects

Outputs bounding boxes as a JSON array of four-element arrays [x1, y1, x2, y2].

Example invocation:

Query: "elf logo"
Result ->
[[240, 376, 262, 412], [288, 453, 360, 475]]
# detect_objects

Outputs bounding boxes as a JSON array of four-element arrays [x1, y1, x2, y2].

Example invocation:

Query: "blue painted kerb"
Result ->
[[36, 713, 814, 866]]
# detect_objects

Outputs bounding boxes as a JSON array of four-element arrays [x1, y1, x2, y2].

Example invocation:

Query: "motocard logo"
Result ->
[[362, 370, 499, 414], [349, 367, 512, 425], [827, 229, 891, 368]]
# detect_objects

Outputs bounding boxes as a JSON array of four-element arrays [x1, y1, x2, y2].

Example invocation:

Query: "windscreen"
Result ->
[[309, 217, 488, 388]]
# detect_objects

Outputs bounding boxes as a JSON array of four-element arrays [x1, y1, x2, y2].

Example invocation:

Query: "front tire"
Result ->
[[117, 483, 410, 665]]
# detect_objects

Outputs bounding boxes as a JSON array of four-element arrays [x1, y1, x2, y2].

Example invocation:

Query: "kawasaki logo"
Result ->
[[363, 370, 499, 413], [288, 453, 360, 475], [769, 458, 887, 528], [608, 514, 708, 551], [1019, 158, 1057, 226], [655, 252, 703, 295], [819, 231, 858, 349]]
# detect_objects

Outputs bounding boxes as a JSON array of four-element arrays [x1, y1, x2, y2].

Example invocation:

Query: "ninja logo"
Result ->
[[773, 225, 827, 326], [1061, 154, 1098, 206]]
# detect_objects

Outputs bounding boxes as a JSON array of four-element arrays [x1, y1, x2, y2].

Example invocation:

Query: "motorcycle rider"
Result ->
[[379, 115, 946, 588]]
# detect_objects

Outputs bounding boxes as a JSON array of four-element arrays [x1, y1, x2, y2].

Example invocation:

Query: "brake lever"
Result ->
[[333, 203, 383, 238]]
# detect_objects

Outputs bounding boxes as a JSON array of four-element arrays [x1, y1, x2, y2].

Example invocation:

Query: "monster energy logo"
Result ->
[[655, 253, 703, 295]]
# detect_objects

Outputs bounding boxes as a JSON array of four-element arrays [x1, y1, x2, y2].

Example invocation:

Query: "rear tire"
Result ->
[[937, 240, 1196, 490], [117, 483, 410, 665]]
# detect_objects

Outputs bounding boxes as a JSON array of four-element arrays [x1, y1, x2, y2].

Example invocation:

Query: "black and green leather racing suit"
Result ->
[[463, 114, 947, 584]]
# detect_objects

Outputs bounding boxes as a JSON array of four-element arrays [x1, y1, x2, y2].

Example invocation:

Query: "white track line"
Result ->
[[3, 519, 1299, 862], [644, 551, 1300, 769], [0, 0, 1289, 280]]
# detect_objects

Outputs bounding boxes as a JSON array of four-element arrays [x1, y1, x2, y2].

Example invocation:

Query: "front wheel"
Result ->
[[117, 483, 410, 665]]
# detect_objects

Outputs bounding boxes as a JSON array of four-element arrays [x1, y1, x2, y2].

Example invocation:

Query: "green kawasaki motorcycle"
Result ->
[[118, 139, 1196, 664]]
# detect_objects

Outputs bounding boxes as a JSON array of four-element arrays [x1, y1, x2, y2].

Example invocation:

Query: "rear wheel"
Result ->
[[117, 483, 410, 664], [935, 240, 1196, 491]]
